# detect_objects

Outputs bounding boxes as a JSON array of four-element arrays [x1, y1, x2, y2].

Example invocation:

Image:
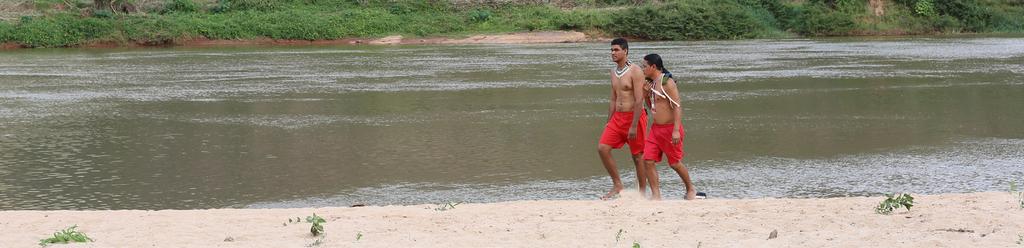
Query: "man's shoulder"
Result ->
[[665, 77, 680, 89], [627, 65, 644, 78]]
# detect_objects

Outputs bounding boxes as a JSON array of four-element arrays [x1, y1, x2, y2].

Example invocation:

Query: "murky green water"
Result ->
[[1, 37, 1023, 210]]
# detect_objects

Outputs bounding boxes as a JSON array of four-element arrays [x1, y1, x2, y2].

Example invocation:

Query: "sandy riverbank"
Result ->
[[1, 191, 1021, 247]]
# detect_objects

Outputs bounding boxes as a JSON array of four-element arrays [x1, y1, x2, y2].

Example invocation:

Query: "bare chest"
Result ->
[[611, 73, 635, 92]]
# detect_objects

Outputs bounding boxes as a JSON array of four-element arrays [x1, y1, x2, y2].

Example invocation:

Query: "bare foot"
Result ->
[[684, 190, 697, 200], [601, 185, 624, 200]]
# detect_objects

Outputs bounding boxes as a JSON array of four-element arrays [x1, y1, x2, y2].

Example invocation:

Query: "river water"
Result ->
[[1, 37, 1022, 210]]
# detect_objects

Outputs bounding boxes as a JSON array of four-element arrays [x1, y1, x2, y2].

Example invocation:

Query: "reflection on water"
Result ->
[[1, 37, 1023, 210]]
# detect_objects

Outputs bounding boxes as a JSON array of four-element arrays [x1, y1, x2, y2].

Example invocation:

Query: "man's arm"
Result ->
[[667, 78, 683, 144], [628, 65, 645, 140], [608, 73, 616, 123]]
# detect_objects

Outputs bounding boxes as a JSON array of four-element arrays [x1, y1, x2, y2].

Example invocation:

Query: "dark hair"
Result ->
[[611, 38, 628, 51], [643, 53, 671, 77]]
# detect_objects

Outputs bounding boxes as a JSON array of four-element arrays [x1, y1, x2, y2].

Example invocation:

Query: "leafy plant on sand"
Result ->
[[875, 193, 914, 214], [1013, 182, 1024, 209], [434, 202, 461, 211], [38, 225, 93, 246], [633, 241, 641, 248], [306, 213, 326, 236], [306, 237, 324, 247]]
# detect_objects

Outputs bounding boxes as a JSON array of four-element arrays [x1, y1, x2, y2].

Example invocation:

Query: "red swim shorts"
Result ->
[[599, 111, 647, 155], [643, 123, 686, 164]]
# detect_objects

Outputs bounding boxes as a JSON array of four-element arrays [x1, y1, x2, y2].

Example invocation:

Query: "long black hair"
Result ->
[[643, 53, 672, 78]]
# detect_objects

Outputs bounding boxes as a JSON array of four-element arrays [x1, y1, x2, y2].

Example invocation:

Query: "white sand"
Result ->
[[2, 191, 1022, 247]]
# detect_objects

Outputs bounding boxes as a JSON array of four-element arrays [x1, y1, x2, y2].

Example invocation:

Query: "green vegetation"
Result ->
[[875, 193, 915, 215], [434, 201, 461, 211], [1013, 181, 1024, 209], [611, 0, 769, 40], [1, 0, 1023, 48], [306, 213, 325, 236], [633, 241, 641, 248], [306, 237, 325, 247], [38, 225, 93, 247]]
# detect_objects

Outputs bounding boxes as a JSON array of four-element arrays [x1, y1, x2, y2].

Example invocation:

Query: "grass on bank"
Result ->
[[1, 0, 1023, 48]]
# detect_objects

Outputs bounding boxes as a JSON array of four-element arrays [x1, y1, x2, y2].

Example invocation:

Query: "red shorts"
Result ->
[[599, 111, 647, 155], [643, 123, 685, 164]]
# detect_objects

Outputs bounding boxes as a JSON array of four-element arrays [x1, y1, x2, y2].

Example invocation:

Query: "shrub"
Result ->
[[10, 14, 116, 47], [166, 0, 201, 13], [610, 0, 767, 40], [469, 9, 492, 23], [555, 9, 612, 30], [914, 0, 937, 17], [0, 22, 13, 43], [122, 16, 193, 45], [934, 0, 990, 32], [792, 3, 856, 36]]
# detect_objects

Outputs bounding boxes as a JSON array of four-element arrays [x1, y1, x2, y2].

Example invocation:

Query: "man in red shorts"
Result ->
[[598, 38, 649, 200], [639, 53, 697, 200]]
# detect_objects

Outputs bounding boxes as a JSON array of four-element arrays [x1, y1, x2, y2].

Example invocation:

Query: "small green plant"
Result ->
[[875, 193, 915, 214], [306, 214, 326, 236], [434, 202, 461, 211], [306, 237, 324, 247], [356, 232, 363, 241], [633, 241, 641, 248], [1013, 182, 1024, 209], [38, 225, 93, 246]]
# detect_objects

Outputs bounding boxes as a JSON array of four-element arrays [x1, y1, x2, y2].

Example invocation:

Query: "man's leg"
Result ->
[[667, 162, 697, 200], [644, 160, 661, 200], [632, 153, 647, 196], [598, 143, 622, 200]]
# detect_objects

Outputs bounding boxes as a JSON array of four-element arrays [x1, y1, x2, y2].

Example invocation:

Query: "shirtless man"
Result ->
[[598, 38, 649, 200], [639, 53, 697, 200]]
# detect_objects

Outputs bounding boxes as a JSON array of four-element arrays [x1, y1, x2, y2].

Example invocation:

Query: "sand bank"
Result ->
[[1, 191, 1021, 247]]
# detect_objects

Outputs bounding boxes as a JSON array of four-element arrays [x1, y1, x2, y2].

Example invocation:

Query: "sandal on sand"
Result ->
[[695, 192, 707, 199]]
